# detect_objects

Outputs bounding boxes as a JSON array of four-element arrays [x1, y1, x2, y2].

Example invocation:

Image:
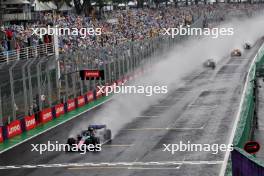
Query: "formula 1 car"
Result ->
[[66, 125, 111, 151], [203, 59, 216, 69], [244, 43, 251, 50], [231, 49, 242, 57]]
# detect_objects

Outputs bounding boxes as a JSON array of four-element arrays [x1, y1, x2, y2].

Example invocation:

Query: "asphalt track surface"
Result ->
[[0, 39, 263, 176]]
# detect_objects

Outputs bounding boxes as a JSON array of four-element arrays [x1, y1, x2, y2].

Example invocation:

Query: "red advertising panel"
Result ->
[[55, 104, 65, 118], [67, 99, 76, 112], [24, 115, 36, 131], [117, 80, 123, 86], [86, 91, 94, 102], [96, 88, 103, 98], [77, 96, 85, 107], [40, 108, 53, 124], [7, 120, 22, 138], [0, 127, 3, 143]]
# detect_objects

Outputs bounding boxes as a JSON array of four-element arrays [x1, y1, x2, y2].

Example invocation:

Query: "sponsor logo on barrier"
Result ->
[[25, 115, 36, 131], [55, 104, 65, 118], [7, 120, 22, 138], [244, 141, 260, 154], [86, 92, 94, 102], [77, 96, 85, 107], [67, 99, 76, 112], [0, 127, 3, 143], [40, 108, 53, 123]]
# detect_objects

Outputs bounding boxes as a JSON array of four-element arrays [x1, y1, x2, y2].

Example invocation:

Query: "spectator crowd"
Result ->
[[0, 3, 264, 57]]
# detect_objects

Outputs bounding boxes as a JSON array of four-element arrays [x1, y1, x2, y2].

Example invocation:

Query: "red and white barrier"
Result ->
[[86, 91, 94, 102], [67, 99, 76, 112], [24, 115, 36, 131], [39, 108, 53, 124], [117, 79, 123, 86], [7, 120, 22, 138], [55, 104, 65, 118], [77, 96, 85, 107]]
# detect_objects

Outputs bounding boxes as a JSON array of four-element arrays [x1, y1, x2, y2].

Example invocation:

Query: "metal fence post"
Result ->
[[22, 60, 31, 116], [27, 59, 36, 113], [36, 61, 42, 111], [56, 59, 61, 103], [46, 61, 52, 107], [9, 62, 17, 121]]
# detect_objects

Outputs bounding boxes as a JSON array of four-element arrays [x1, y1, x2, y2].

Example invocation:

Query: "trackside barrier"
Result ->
[[23, 115, 36, 131], [86, 91, 94, 103], [67, 99, 76, 112], [77, 96, 85, 107], [227, 42, 264, 175], [0, 66, 144, 145], [54, 104, 65, 118], [6, 120, 22, 139], [39, 108, 53, 124], [0, 127, 3, 143]]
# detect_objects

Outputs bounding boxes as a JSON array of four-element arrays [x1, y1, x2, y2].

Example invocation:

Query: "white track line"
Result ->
[[122, 126, 204, 131], [0, 160, 223, 170], [219, 44, 264, 176], [0, 97, 112, 154]]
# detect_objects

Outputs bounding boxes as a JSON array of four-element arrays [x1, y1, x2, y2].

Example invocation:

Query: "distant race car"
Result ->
[[244, 43, 251, 49], [203, 59, 216, 69], [67, 125, 112, 152], [231, 49, 242, 57]]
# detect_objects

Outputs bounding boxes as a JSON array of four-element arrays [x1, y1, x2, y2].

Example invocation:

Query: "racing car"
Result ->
[[231, 49, 242, 57], [66, 125, 111, 152], [203, 59, 216, 69], [244, 43, 251, 50]]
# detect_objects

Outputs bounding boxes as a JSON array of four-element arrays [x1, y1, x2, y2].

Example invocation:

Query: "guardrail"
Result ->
[[0, 43, 54, 63]]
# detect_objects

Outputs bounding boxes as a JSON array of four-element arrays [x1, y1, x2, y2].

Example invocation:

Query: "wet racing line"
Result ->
[[0, 39, 263, 176]]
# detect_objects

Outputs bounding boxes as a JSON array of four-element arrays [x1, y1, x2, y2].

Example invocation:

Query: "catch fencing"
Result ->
[[0, 14, 204, 126]]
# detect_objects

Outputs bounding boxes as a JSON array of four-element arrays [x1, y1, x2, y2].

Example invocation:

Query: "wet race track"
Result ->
[[0, 39, 263, 176]]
